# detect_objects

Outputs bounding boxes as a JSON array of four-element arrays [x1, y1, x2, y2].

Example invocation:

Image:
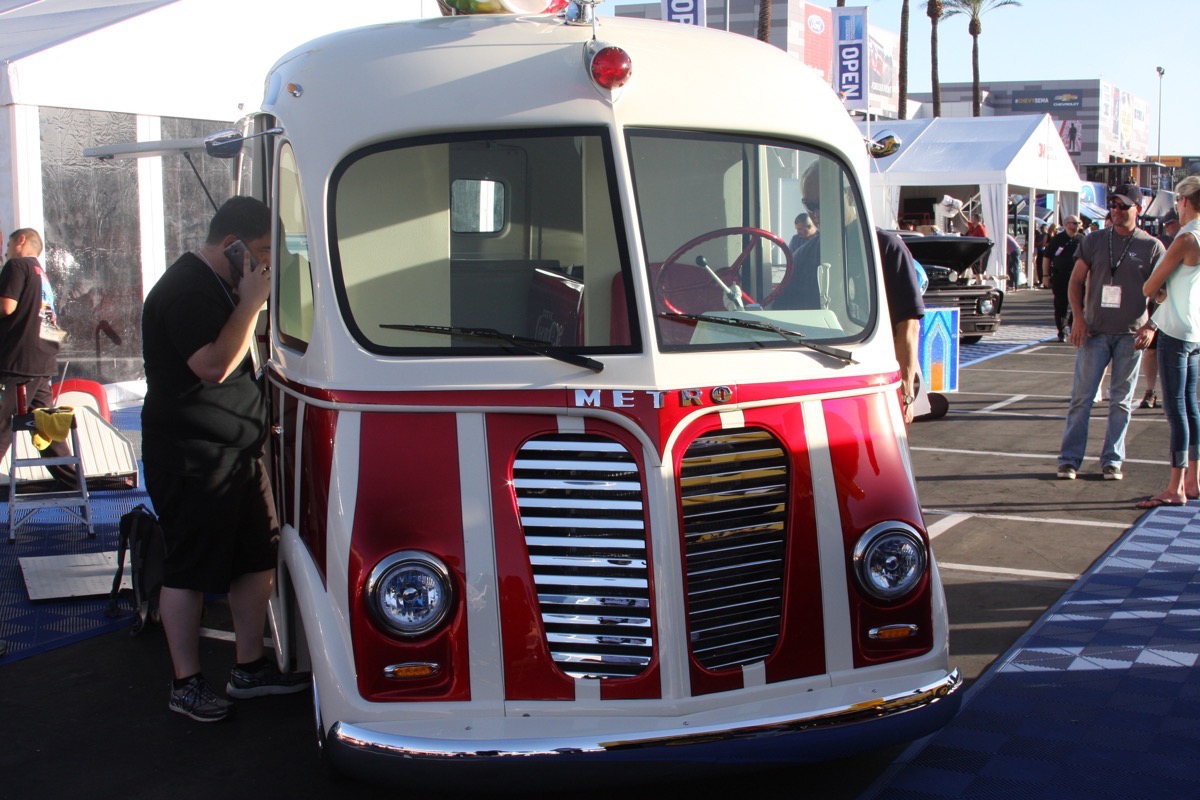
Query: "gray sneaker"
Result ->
[[1103, 464, 1124, 481], [227, 660, 311, 699], [169, 675, 234, 722], [1057, 464, 1077, 480]]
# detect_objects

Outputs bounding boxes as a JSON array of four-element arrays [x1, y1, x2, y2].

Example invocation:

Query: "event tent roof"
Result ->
[[862, 114, 1082, 194], [0, 0, 436, 120]]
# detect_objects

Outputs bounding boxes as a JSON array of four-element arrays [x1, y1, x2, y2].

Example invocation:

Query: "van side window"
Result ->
[[276, 142, 315, 351]]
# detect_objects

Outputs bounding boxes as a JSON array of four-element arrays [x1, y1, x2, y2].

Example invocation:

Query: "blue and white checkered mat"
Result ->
[[864, 505, 1200, 799]]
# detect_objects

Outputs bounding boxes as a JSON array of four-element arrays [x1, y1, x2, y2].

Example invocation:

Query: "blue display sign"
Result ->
[[832, 6, 868, 111]]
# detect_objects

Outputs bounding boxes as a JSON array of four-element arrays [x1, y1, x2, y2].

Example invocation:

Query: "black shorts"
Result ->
[[145, 458, 279, 593]]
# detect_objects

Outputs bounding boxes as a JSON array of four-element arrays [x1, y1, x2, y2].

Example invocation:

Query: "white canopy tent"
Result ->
[[0, 0, 437, 385], [859, 115, 1083, 280]]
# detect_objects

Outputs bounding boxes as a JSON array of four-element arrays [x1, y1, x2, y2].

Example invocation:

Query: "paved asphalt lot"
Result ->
[[0, 289, 1174, 799]]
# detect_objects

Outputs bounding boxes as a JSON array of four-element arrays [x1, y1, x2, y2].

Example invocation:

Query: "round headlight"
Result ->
[[978, 297, 995, 315], [853, 523, 927, 602], [367, 551, 454, 637]]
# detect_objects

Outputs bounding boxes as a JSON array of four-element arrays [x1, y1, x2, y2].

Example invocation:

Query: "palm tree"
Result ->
[[757, 0, 770, 43], [898, 0, 910, 119], [928, 0, 943, 116], [942, 0, 1021, 117]]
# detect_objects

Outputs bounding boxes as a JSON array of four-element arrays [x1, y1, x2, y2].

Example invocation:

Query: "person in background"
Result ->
[[1039, 222, 1059, 289], [1137, 178, 1200, 507], [1005, 233, 1023, 291], [1043, 216, 1084, 342], [965, 213, 988, 238], [788, 212, 817, 252], [142, 197, 308, 723], [1057, 185, 1165, 482], [1138, 210, 1180, 409], [877, 229, 925, 424], [0, 228, 73, 482], [1034, 223, 1049, 286]]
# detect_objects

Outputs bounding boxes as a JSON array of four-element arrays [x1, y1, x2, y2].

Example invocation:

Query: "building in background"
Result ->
[[909, 80, 1173, 188]]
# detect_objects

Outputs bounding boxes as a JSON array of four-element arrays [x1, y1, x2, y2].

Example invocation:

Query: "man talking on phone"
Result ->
[[142, 196, 308, 723]]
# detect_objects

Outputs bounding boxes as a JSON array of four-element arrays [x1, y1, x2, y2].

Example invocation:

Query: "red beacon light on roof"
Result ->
[[585, 40, 632, 90]]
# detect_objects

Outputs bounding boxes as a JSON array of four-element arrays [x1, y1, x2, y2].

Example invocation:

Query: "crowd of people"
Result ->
[[1051, 180, 1200, 514]]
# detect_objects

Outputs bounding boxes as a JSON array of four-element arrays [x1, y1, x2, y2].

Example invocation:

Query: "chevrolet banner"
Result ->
[[832, 6, 868, 111]]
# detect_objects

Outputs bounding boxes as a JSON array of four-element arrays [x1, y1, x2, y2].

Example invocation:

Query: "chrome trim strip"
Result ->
[[327, 670, 963, 761]]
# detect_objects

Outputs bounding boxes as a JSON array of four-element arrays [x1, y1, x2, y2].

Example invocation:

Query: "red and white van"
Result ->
[[210, 1, 960, 784]]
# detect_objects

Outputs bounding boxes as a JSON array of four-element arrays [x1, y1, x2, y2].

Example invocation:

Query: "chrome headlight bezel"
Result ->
[[852, 522, 928, 602], [978, 296, 996, 315], [366, 550, 454, 637]]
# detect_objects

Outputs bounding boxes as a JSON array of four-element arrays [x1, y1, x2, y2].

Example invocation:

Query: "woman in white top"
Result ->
[[1140, 176, 1200, 508]]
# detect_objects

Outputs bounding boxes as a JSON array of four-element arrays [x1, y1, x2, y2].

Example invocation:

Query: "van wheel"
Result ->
[[961, 335, 983, 345]]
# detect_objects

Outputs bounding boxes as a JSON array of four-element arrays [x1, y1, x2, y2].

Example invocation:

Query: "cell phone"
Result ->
[[223, 240, 255, 284]]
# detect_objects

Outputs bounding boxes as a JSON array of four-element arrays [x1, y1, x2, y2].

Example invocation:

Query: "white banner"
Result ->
[[661, 0, 706, 26], [831, 6, 868, 111]]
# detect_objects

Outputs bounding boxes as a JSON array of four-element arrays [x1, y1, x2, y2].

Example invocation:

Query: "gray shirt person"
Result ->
[[1075, 226, 1164, 334]]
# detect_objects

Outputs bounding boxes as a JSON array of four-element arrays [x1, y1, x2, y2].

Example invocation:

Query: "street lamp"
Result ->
[[1156, 66, 1165, 186]]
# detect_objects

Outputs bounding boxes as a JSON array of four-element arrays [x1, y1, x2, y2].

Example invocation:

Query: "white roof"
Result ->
[[860, 115, 1081, 193], [0, 0, 437, 120]]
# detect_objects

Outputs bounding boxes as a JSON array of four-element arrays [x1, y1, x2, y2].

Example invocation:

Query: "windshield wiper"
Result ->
[[380, 323, 604, 373], [661, 313, 857, 364]]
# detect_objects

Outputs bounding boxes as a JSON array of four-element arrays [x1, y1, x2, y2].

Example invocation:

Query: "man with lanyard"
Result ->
[[1057, 184, 1165, 481]]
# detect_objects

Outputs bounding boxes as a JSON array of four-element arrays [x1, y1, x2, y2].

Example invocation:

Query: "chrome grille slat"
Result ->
[[514, 434, 652, 679], [680, 428, 789, 671]]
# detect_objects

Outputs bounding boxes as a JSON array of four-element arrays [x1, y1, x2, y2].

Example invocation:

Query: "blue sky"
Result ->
[[608, 0, 1194, 156]]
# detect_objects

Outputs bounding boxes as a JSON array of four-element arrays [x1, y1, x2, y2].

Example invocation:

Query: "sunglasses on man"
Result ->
[[1108, 200, 1133, 210]]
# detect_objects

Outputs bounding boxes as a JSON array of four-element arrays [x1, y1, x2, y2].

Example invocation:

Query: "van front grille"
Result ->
[[678, 428, 789, 671], [513, 434, 651, 679]]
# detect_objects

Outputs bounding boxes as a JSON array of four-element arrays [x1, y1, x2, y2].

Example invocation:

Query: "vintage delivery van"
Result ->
[[201, 0, 961, 784]]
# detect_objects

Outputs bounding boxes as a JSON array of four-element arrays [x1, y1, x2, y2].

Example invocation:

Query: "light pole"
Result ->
[[1156, 66, 1165, 187]]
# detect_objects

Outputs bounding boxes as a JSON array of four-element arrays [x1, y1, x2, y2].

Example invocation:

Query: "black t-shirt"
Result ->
[[141, 253, 267, 475], [0, 256, 58, 378], [1045, 231, 1083, 274], [876, 229, 925, 328]]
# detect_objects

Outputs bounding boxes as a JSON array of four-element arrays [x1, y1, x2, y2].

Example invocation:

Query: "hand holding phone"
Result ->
[[223, 240, 255, 284]]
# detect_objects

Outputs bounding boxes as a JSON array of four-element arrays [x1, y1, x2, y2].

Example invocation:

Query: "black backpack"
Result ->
[[106, 504, 166, 635]]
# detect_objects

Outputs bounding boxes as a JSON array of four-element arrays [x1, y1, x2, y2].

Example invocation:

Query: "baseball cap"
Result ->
[[1162, 208, 1179, 225], [1111, 183, 1142, 207]]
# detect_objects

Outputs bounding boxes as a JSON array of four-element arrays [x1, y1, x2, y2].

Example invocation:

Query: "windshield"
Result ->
[[627, 131, 876, 350], [330, 129, 635, 355]]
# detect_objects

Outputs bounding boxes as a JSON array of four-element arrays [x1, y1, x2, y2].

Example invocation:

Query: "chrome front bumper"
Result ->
[[326, 669, 962, 785]]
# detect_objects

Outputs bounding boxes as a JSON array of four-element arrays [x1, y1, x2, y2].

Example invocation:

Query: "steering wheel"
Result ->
[[653, 226, 795, 315]]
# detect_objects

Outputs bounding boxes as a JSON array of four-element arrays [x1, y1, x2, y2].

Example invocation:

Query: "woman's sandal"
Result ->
[[1136, 495, 1185, 509], [1139, 390, 1157, 409]]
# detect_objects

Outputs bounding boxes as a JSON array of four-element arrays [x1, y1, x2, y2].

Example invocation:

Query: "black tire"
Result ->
[[961, 335, 983, 345]]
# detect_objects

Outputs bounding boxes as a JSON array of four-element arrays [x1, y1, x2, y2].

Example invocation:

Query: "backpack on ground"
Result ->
[[105, 504, 165, 635]]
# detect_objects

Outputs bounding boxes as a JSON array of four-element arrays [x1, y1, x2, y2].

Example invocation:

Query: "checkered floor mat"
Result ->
[[0, 488, 148, 662], [863, 504, 1200, 799], [961, 325, 1057, 366]]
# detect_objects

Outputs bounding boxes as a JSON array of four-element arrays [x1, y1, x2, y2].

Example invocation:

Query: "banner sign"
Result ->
[[831, 6, 868, 110], [662, 0, 706, 26], [1011, 89, 1084, 112]]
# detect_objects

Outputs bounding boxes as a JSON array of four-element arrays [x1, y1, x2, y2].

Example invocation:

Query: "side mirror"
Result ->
[[867, 131, 901, 159], [204, 127, 284, 159]]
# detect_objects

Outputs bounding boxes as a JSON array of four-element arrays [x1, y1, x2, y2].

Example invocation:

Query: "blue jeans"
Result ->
[[1059, 333, 1142, 469], [1157, 332, 1200, 468]]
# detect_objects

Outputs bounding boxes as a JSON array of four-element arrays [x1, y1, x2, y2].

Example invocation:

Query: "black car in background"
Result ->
[[897, 233, 1002, 345]]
